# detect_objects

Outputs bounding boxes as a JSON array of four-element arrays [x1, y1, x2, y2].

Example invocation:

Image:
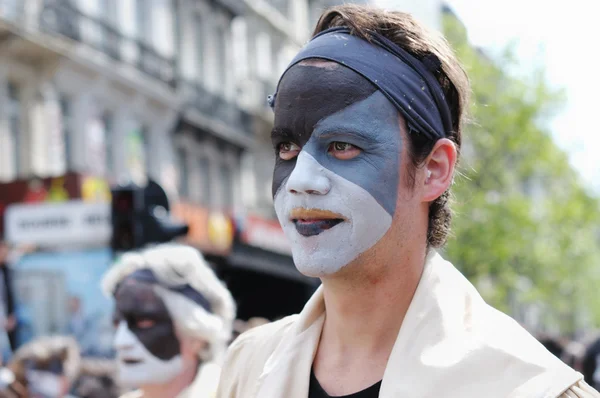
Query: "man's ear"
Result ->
[[422, 138, 456, 202], [178, 333, 207, 360]]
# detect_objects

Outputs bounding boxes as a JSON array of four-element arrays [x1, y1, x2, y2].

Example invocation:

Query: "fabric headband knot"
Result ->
[[127, 268, 213, 313], [269, 27, 453, 140]]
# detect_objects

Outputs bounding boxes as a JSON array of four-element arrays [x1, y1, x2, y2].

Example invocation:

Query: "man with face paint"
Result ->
[[217, 5, 599, 398], [102, 244, 235, 398], [6, 336, 80, 398]]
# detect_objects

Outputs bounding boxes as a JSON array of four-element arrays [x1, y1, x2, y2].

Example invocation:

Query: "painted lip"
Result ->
[[290, 208, 346, 237], [120, 358, 143, 365]]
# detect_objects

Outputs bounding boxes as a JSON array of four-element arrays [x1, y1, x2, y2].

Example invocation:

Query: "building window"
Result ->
[[216, 23, 228, 87], [194, 15, 204, 82], [8, 82, 21, 177], [231, 18, 249, 80], [136, 0, 151, 44], [220, 164, 233, 209], [1, 0, 21, 21], [140, 125, 151, 177], [58, 94, 72, 171], [256, 32, 272, 80], [178, 148, 188, 197], [98, 0, 119, 58], [198, 157, 211, 205], [99, 0, 118, 23], [102, 111, 114, 177]]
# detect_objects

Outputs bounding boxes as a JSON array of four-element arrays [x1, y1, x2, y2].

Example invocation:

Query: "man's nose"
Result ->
[[286, 152, 331, 195], [114, 321, 136, 350]]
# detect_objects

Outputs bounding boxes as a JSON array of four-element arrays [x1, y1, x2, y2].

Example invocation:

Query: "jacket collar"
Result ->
[[256, 251, 580, 398], [178, 362, 221, 398]]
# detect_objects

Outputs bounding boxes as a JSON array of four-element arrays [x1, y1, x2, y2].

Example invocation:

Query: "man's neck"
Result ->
[[313, 246, 427, 393], [323, 247, 425, 344], [140, 362, 198, 398]]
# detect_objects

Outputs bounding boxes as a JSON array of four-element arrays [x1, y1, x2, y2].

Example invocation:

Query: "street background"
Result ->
[[0, 0, 598, 384]]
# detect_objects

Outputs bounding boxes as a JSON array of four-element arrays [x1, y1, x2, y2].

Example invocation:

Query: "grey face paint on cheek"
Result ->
[[299, 91, 401, 216]]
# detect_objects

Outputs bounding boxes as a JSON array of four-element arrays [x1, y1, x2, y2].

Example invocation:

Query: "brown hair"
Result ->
[[314, 5, 470, 247], [9, 336, 81, 384]]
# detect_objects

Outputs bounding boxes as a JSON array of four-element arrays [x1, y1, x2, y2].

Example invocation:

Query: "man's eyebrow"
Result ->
[[271, 127, 295, 141]]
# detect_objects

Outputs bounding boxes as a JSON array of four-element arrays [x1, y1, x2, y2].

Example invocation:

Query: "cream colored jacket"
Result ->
[[217, 251, 599, 398], [120, 362, 220, 398]]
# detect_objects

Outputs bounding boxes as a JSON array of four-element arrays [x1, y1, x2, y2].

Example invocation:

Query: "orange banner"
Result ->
[[171, 202, 234, 255]]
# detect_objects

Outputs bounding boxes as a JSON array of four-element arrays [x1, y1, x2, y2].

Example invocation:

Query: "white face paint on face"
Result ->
[[114, 320, 183, 387], [26, 370, 63, 398], [274, 151, 392, 277]]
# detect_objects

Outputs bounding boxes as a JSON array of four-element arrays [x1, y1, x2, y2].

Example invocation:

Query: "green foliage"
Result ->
[[443, 14, 600, 335]]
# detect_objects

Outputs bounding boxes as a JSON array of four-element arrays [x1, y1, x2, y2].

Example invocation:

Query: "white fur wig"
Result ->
[[12, 335, 81, 383], [101, 244, 236, 364]]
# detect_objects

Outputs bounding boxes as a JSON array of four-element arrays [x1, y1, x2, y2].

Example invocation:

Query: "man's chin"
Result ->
[[292, 254, 348, 278], [118, 374, 150, 388]]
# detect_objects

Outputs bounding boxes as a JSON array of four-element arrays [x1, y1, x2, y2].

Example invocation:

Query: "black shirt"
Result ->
[[308, 369, 381, 398]]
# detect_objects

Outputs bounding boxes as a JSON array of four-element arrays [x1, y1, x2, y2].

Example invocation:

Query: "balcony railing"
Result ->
[[0, 0, 25, 22], [185, 81, 253, 136], [39, 1, 176, 86]]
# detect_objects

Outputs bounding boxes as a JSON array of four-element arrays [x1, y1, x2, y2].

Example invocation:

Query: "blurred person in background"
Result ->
[[231, 318, 270, 343], [564, 340, 587, 372], [70, 357, 121, 398], [244, 317, 269, 332], [65, 297, 94, 356], [0, 243, 17, 361], [583, 337, 600, 390], [101, 244, 235, 398], [0, 365, 26, 398], [538, 335, 565, 360], [65, 297, 86, 345], [217, 5, 598, 398], [5, 335, 80, 398]]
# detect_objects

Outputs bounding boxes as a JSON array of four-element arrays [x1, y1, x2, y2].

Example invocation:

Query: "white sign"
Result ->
[[5, 200, 111, 247]]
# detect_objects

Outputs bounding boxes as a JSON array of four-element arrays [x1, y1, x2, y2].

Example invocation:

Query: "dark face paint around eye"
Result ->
[[114, 277, 180, 361]]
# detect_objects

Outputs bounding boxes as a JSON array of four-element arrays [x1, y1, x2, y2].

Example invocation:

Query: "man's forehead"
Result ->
[[115, 277, 165, 309], [274, 63, 377, 137]]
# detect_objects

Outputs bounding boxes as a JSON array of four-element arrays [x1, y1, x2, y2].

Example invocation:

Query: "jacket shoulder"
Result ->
[[217, 315, 298, 398], [119, 390, 143, 398]]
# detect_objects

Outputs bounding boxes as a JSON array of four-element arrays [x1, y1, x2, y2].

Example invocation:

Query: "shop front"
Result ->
[[0, 172, 111, 239], [0, 173, 114, 354]]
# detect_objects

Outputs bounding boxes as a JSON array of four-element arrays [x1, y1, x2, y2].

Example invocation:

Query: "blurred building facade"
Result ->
[[0, 0, 447, 340], [0, 0, 320, 331], [0, 0, 179, 189]]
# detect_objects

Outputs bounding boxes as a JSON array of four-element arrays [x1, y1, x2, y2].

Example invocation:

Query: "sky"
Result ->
[[446, 0, 600, 194]]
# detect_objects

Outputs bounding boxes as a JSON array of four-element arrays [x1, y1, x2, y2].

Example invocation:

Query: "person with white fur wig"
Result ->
[[101, 244, 236, 398]]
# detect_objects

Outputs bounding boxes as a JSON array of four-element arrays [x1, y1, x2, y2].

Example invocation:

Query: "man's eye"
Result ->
[[278, 142, 300, 161], [332, 142, 353, 151], [328, 142, 361, 160], [135, 319, 156, 329]]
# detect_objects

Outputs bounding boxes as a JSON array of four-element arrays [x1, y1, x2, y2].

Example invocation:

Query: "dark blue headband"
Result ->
[[128, 268, 213, 313], [24, 358, 63, 375], [269, 27, 453, 140]]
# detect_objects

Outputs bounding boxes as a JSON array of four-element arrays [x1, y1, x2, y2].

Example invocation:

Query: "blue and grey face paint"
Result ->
[[272, 64, 403, 277]]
